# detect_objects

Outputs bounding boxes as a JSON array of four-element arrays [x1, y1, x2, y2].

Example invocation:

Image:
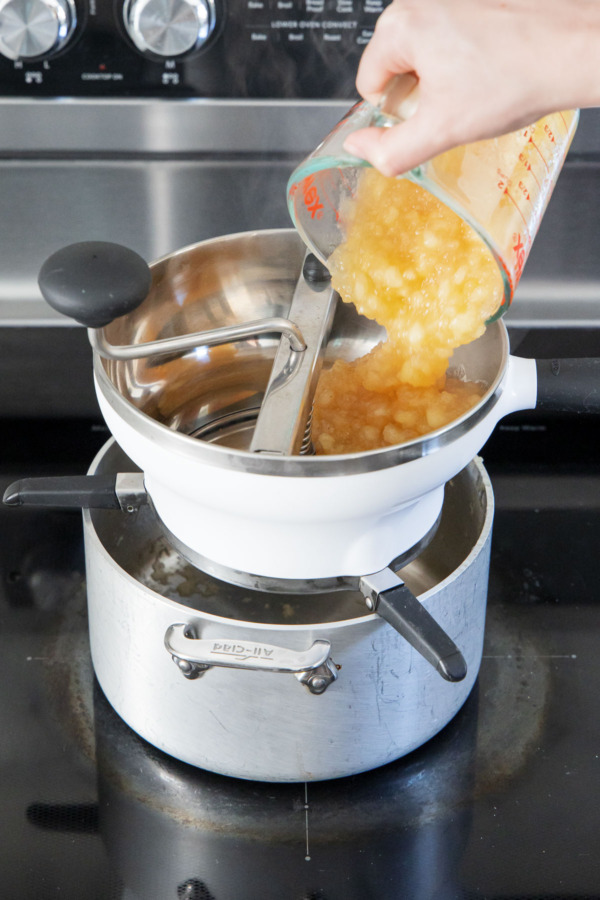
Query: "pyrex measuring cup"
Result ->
[[287, 84, 579, 316]]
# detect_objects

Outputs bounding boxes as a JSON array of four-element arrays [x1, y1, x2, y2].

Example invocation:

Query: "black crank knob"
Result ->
[[38, 241, 152, 329]]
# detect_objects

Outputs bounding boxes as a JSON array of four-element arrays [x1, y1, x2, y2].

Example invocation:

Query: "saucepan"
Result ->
[[83, 441, 495, 780]]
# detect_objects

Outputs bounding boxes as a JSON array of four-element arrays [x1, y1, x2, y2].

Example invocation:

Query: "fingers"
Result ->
[[344, 114, 454, 177], [355, 2, 415, 105]]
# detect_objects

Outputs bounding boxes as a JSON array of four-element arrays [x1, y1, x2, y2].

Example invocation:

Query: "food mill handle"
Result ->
[[535, 358, 600, 414], [497, 355, 538, 418], [165, 625, 337, 694], [38, 241, 152, 328]]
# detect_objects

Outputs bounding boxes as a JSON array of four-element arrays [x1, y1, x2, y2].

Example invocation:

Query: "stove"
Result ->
[[2, 323, 600, 897], [2, 1, 600, 893]]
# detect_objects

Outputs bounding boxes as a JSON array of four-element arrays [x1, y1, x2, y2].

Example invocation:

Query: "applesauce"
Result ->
[[312, 169, 504, 455]]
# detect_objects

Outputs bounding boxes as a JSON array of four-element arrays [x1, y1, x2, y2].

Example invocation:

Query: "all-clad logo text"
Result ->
[[302, 175, 324, 219], [210, 642, 274, 661]]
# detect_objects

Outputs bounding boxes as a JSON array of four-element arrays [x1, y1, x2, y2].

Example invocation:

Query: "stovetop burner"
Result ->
[[3, 404, 600, 897]]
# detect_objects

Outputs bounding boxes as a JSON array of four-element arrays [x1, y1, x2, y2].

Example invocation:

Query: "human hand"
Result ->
[[344, 0, 600, 176]]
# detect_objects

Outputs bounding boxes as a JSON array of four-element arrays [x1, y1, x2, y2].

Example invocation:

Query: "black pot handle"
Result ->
[[38, 241, 152, 328], [360, 571, 467, 683], [535, 358, 600, 414], [3, 474, 146, 511]]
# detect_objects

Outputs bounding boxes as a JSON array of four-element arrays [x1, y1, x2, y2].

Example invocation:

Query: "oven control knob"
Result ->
[[0, 0, 76, 60], [123, 0, 217, 58]]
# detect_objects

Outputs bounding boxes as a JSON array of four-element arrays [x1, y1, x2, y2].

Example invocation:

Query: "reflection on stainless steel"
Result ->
[[102, 230, 309, 440], [122, 0, 218, 58], [0, 100, 347, 154], [0, 159, 299, 325]]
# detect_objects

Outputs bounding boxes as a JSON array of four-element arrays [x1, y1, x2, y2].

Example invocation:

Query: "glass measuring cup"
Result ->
[[287, 84, 579, 318]]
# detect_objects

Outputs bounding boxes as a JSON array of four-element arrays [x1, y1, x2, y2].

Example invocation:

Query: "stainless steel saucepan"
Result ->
[[82, 440, 495, 781]]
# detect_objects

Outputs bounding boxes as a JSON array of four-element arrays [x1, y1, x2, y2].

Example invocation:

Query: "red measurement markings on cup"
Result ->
[[543, 122, 556, 144], [518, 151, 542, 191], [523, 124, 550, 173], [497, 167, 529, 229]]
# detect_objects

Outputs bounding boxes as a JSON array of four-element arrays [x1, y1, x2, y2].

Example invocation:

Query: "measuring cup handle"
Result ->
[[379, 73, 420, 121]]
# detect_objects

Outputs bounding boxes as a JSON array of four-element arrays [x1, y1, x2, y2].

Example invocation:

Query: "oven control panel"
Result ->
[[0, 0, 389, 97]]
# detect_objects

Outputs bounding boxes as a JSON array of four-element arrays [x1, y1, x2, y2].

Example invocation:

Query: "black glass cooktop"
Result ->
[[1, 379, 600, 899]]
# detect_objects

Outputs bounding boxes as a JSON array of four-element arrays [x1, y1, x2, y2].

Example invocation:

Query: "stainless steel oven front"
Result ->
[[0, 0, 599, 418], [0, 0, 387, 415]]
